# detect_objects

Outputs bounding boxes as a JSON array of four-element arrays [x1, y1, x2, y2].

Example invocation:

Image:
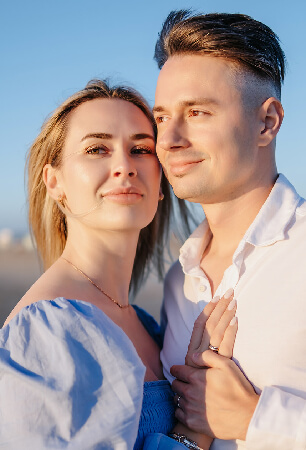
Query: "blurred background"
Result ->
[[1, 0, 305, 326]]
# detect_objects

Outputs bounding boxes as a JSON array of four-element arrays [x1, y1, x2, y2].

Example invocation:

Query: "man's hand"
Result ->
[[171, 350, 259, 441]]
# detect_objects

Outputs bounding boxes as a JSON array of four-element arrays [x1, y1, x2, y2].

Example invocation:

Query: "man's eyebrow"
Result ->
[[81, 133, 112, 141], [153, 98, 219, 113]]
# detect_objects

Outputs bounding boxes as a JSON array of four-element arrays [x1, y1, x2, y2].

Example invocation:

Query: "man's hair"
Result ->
[[154, 10, 286, 98]]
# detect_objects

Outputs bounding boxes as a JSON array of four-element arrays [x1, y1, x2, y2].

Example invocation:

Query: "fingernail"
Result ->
[[227, 299, 237, 310], [230, 316, 237, 325], [224, 288, 234, 299], [211, 295, 220, 303]]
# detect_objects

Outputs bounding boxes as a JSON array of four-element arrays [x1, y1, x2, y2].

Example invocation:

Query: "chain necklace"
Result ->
[[61, 257, 130, 309]]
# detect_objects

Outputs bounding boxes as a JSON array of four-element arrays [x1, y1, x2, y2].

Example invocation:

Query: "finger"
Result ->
[[197, 290, 234, 351], [191, 349, 231, 368], [186, 298, 219, 363], [204, 289, 234, 335], [171, 364, 197, 383], [175, 405, 187, 425], [208, 300, 237, 348], [218, 316, 238, 358]]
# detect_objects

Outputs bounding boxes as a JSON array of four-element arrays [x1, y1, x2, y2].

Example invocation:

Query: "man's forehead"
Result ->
[[154, 55, 239, 109], [152, 97, 220, 113]]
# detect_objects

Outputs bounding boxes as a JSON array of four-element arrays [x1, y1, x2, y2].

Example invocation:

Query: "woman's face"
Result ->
[[56, 98, 161, 232]]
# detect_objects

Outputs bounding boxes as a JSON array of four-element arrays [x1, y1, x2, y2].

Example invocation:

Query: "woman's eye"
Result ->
[[85, 146, 108, 155], [131, 146, 155, 155]]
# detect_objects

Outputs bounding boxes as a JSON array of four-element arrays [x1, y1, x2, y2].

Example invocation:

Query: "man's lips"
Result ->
[[167, 159, 204, 176]]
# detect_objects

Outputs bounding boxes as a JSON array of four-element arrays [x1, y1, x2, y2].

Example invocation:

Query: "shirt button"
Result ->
[[199, 284, 206, 292]]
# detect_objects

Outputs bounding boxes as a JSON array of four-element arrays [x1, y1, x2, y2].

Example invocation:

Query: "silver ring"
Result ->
[[177, 395, 182, 409], [208, 344, 219, 353]]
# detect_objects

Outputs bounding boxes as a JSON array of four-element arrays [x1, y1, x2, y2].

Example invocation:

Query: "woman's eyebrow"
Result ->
[[81, 132, 112, 141], [80, 133, 154, 142], [130, 133, 155, 141]]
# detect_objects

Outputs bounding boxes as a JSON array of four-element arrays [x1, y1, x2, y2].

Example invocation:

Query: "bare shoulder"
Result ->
[[4, 263, 66, 327]]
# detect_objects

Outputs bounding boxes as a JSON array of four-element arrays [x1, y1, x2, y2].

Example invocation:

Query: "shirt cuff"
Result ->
[[143, 433, 186, 449], [246, 386, 306, 449]]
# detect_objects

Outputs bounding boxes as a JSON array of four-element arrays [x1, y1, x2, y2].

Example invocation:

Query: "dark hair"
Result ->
[[154, 10, 286, 98], [27, 79, 193, 295]]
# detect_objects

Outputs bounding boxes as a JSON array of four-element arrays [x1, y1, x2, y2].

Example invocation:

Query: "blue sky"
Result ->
[[1, 0, 306, 233]]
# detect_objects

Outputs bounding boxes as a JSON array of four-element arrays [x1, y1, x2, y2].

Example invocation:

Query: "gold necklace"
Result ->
[[61, 257, 130, 309]]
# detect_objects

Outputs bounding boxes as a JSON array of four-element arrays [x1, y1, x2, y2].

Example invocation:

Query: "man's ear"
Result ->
[[258, 97, 284, 147], [43, 164, 63, 201]]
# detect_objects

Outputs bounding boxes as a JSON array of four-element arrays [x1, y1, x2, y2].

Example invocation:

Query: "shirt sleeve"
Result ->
[[0, 298, 145, 449], [246, 386, 306, 449]]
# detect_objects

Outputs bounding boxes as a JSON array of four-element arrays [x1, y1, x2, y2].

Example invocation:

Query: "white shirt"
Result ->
[[161, 174, 306, 450]]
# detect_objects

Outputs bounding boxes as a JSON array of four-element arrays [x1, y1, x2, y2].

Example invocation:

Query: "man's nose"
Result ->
[[157, 119, 189, 151]]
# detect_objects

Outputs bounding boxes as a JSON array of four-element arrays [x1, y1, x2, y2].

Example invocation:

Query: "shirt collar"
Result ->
[[179, 174, 303, 272], [243, 174, 302, 247], [179, 221, 212, 274]]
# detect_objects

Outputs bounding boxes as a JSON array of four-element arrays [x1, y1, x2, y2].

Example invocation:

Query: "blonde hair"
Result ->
[[27, 79, 178, 293]]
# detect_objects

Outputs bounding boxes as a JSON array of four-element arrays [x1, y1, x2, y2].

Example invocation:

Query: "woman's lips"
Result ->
[[102, 187, 143, 204]]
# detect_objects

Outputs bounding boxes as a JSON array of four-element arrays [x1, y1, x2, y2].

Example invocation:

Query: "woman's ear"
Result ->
[[258, 97, 284, 147], [43, 164, 63, 201]]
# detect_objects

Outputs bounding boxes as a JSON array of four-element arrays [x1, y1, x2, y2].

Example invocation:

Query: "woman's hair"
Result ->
[[154, 10, 286, 99], [27, 79, 193, 294]]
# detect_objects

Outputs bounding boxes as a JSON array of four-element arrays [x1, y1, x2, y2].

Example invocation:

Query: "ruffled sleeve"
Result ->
[[0, 298, 145, 449]]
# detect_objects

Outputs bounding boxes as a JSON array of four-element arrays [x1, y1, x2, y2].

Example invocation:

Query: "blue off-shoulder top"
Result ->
[[0, 298, 178, 449]]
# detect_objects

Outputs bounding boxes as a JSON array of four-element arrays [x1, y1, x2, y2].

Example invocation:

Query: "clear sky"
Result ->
[[1, 0, 306, 234]]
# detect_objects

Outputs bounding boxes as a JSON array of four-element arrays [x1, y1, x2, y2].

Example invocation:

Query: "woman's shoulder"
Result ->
[[4, 266, 65, 325], [0, 297, 146, 448], [1, 296, 146, 388]]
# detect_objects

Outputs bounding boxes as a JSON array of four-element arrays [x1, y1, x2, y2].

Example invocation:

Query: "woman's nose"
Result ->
[[112, 153, 137, 178]]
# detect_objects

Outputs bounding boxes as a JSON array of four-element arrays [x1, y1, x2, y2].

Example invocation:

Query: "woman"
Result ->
[[0, 80, 237, 449]]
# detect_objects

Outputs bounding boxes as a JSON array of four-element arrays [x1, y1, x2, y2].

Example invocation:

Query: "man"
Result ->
[[153, 10, 306, 449]]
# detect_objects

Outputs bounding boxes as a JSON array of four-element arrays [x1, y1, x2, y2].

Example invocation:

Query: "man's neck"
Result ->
[[199, 181, 276, 296], [202, 181, 275, 259]]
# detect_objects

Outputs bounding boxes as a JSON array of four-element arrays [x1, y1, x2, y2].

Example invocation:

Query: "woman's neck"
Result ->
[[62, 226, 140, 306]]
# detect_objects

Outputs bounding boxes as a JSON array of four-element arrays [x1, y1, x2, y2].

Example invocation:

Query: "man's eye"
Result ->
[[190, 110, 204, 116], [155, 116, 169, 124], [189, 110, 211, 117]]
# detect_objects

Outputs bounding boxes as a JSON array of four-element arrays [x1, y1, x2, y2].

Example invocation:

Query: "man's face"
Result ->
[[154, 54, 262, 205]]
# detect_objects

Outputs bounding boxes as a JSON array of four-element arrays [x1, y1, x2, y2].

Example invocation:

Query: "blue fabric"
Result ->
[[132, 305, 163, 349], [0, 298, 176, 449], [134, 380, 175, 449], [0, 298, 145, 449], [132, 305, 176, 449]]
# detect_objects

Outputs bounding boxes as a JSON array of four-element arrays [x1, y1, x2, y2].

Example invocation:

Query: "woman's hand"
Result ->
[[185, 288, 238, 366], [169, 290, 238, 449], [170, 290, 259, 442]]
